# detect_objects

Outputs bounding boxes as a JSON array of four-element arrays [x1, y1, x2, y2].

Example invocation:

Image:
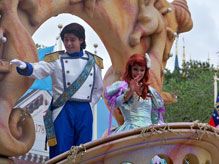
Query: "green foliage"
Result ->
[[35, 43, 46, 50], [163, 60, 216, 123]]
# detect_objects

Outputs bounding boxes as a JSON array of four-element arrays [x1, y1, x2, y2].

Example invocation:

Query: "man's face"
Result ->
[[63, 33, 83, 54]]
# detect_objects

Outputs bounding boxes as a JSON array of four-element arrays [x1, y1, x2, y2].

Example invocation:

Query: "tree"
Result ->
[[163, 61, 215, 123], [35, 43, 46, 50]]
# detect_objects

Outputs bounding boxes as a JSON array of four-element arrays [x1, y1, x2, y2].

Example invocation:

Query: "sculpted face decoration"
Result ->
[[0, 0, 192, 160]]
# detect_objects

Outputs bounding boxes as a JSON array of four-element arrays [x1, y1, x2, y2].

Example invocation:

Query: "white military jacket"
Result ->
[[29, 50, 103, 120]]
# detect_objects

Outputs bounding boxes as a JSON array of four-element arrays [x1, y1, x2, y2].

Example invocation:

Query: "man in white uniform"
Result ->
[[10, 23, 103, 158]]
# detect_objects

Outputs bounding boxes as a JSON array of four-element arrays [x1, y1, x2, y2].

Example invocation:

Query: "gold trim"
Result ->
[[44, 52, 59, 62], [43, 51, 64, 62], [48, 138, 57, 146], [94, 56, 104, 69]]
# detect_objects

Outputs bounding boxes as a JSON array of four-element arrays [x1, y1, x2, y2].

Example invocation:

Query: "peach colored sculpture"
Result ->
[[0, 0, 193, 162], [45, 123, 219, 164]]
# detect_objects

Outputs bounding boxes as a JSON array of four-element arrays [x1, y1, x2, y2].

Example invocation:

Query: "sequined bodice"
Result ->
[[105, 81, 164, 134], [121, 96, 153, 127]]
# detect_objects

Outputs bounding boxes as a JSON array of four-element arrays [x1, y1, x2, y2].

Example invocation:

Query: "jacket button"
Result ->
[[65, 60, 68, 63], [67, 82, 71, 85], [87, 96, 90, 99], [66, 70, 70, 74], [90, 73, 93, 76], [89, 84, 92, 87]]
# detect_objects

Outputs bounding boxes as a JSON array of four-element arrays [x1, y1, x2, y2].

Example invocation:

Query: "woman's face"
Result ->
[[131, 64, 145, 80]]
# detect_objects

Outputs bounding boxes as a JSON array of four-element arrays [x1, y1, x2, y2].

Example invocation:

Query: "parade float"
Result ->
[[0, 0, 218, 163]]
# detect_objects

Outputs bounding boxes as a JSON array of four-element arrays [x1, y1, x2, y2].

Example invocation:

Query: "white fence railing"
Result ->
[[214, 72, 219, 104]]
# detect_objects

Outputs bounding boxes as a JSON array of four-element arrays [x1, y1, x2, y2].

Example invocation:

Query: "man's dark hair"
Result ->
[[60, 23, 86, 50]]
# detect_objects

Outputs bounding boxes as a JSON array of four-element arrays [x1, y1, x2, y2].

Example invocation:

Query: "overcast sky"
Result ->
[[33, 0, 219, 75]]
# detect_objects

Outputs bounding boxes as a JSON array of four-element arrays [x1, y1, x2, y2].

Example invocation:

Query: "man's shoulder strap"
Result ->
[[43, 50, 65, 62], [85, 51, 104, 69]]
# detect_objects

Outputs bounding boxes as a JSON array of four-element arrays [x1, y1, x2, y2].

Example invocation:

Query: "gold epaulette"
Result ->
[[43, 50, 64, 62], [94, 55, 104, 69], [85, 51, 104, 69]]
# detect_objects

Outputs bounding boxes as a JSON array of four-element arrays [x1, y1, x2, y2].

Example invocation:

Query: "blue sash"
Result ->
[[44, 53, 95, 147]]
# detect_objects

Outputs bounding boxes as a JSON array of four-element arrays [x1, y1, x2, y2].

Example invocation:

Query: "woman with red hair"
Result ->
[[105, 53, 167, 163], [104, 53, 165, 134]]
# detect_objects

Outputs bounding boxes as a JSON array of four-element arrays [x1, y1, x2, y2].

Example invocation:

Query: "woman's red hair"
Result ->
[[122, 54, 150, 99]]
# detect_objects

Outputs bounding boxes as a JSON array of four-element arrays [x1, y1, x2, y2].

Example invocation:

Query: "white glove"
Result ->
[[10, 59, 27, 69], [152, 155, 161, 164]]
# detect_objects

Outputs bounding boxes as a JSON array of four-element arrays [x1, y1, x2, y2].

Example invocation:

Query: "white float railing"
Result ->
[[214, 71, 219, 104]]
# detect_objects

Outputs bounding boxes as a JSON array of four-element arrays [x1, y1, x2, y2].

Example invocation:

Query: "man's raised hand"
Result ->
[[10, 59, 27, 69]]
